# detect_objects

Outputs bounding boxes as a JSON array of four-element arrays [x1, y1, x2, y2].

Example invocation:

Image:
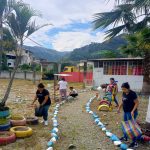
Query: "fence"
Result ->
[[60, 72, 93, 83], [0, 71, 42, 80]]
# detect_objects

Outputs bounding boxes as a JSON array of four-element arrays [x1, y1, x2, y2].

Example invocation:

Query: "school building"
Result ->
[[89, 58, 143, 91]]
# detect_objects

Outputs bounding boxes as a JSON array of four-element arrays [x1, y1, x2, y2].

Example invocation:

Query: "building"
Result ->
[[6, 49, 36, 68], [89, 58, 143, 91]]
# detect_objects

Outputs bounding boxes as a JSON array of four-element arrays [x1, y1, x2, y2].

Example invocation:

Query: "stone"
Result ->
[[68, 144, 76, 149]]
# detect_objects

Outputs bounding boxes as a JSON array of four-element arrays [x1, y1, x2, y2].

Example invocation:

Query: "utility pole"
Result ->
[[83, 60, 87, 88]]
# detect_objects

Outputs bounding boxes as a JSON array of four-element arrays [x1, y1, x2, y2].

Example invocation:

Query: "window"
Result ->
[[99, 61, 103, 67], [8, 63, 11, 66], [104, 61, 127, 75], [128, 60, 143, 75], [94, 61, 98, 68]]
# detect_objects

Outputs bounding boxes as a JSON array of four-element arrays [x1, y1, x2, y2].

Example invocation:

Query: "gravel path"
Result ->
[[54, 91, 115, 150]]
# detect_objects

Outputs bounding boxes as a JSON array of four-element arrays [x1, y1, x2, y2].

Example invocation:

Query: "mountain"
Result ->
[[23, 46, 70, 62], [23, 35, 127, 62], [68, 35, 127, 61]]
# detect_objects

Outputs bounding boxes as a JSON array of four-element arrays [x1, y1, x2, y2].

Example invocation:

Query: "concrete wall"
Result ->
[[93, 68, 143, 92], [0, 71, 41, 80]]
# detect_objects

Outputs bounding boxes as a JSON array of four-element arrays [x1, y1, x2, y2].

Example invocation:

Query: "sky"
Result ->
[[23, 0, 115, 51]]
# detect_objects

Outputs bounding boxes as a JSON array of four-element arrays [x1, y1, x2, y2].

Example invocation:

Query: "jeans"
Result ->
[[124, 111, 138, 121], [114, 96, 119, 106], [42, 105, 50, 121]]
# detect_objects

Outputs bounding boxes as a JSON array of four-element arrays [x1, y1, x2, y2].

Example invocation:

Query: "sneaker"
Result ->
[[120, 137, 128, 141], [129, 142, 138, 148], [44, 120, 48, 126], [40, 120, 44, 124]]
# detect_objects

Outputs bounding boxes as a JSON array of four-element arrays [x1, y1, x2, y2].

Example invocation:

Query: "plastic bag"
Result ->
[[35, 106, 44, 117], [121, 119, 142, 139]]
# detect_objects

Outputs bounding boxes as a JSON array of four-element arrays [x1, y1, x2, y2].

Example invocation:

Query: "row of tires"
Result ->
[[0, 126, 33, 145], [0, 116, 39, 131], [97, 100, 112, 111]]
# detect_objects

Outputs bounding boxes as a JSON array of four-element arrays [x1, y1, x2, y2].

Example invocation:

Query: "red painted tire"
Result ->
[[0, 131, 16, 145], [10, 116, 26, 126], [99, 100, 110, 106], [142, 135, 150, 142]]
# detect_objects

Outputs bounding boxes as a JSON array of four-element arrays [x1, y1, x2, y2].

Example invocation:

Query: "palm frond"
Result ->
[[0, 0, 7, 17], [26, 22, 52, 37], [105, 24, 126, 39], [93, 4, 135, 33]]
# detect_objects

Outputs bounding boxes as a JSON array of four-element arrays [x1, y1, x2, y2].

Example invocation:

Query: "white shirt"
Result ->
[[71, 89, 78, 94], [58, 81, 68, 90]]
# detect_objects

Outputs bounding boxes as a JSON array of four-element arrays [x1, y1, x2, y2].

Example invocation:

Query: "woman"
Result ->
[[58, 78, 68, 100], [32, 83, 51, 126], [107, 78, 119, 107], [118, 82, 139, 148]]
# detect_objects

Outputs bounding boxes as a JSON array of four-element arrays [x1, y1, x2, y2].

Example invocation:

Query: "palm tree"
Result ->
[[0, 0, 7, 70], [93, 0, 150, 94], [0, 1, 51, 106], [121, 28, 150, 94]]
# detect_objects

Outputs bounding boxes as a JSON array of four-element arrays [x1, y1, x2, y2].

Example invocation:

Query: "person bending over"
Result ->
[[32, 83, 51, 126]]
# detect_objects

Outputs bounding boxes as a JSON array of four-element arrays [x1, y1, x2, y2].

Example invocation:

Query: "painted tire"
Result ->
[[10, 116, 26, 126], [0, 131, 16, 145], [103, 96, 109, 101], [0, 108, 10, 118], [26, 117, 38, 125], [140, 123, 150, 136], [142, 135, 150, 142], [99, 100, 110, 106], [98, 104, 112, 111], [0, 118, 9, 125], [0, 122, 11, 131], [10, 126, 33, 138]]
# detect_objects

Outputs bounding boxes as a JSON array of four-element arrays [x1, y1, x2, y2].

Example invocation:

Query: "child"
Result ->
[[97, 84, 108, 99], [69, 87, 78, 98]]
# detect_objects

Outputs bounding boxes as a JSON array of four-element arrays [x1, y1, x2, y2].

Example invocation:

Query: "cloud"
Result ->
[[24, 24, 53, 48], [51, 30, 105, 51], [22, 0, 115, 51], [23, 0, 115, 27]]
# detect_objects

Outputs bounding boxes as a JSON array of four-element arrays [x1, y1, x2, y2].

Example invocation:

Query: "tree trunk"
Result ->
[[146, 97, 150, 124], [142, 52, 150, 94], [0, 16, 3, 71], [0, 56, 20, 106]]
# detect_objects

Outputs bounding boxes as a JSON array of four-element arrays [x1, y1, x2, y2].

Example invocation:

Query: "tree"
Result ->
[[121, 28, 150, 94], [20, 64, 31, 71], [93, 0, 150, 93], [0, 0, 51, 106], [0, 0, 7, 70]]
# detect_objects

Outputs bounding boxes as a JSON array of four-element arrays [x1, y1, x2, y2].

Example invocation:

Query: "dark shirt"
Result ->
[[36, 89, 51, 106], [122, 90, 138, 112]]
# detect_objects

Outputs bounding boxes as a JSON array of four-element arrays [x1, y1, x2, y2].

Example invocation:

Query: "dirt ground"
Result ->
[[0, 79, 149, 150]]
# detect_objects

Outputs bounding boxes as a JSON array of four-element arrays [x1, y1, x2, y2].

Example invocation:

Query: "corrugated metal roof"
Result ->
[[88, 57, 143, 61]]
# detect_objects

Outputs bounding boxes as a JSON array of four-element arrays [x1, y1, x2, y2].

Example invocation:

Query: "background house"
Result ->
[[6, 48, 38, 68], [90, 58, 143, 91]]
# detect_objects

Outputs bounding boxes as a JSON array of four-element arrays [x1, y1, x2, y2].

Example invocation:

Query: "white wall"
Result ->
[[93, 68, 143, 91], [0, 71, 41, 80]]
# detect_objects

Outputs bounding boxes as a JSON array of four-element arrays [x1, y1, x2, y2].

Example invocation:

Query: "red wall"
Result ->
[[60, 72, 93, 82]]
